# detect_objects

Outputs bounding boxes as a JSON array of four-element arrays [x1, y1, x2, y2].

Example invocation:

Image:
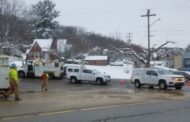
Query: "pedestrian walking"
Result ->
[[5, 63, 21, 101], [41, 72, 49, 92]]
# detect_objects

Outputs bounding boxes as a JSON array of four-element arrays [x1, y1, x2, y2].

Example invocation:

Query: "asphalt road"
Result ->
[[3, 99, 190, 122], [1, 78, 190, 122]]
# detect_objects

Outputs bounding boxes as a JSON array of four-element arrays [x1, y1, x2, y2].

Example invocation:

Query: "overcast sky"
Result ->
[[25, 0, 190, 48]]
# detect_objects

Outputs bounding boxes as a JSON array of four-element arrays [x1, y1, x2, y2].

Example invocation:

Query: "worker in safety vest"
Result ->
[[41, 72, 49, 92], [5, 63, 21, 101]]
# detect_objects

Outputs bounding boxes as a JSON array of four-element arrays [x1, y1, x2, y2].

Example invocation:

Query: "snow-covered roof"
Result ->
[[33, 39, 52, 50], [85, 56, 108, 60], [26, 49, 30, 54]]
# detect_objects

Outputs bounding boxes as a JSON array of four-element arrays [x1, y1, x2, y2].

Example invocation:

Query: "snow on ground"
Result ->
[[86, 64, 133, 80]]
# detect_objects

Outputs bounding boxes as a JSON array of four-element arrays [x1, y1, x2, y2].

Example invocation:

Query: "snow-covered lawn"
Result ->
[[86, 64, 133, 80]]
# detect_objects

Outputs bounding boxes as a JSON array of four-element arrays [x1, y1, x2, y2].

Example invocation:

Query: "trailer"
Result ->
[[0, 55, 9, 97], [17, 60, 65, 79]]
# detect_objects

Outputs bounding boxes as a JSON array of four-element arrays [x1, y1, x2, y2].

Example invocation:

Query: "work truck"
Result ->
[[0, 55, 9, 94], [131, 68, 185, 90], [17, 60, 65, 78], [65, 64, 111, 85]]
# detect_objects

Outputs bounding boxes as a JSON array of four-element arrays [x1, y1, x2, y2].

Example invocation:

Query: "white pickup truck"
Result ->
[[66, 64, 111, 85], [131, 68, 185, 90]]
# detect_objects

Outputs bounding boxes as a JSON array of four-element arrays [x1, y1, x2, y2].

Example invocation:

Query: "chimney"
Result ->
[[51, 36, 57, 49]]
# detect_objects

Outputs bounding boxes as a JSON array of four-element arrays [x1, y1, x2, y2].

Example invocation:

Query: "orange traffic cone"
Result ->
[[119, 79, 125, 86]]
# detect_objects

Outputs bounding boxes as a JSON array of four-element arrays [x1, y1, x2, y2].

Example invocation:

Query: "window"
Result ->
[[146, 70, 158, 76], [68, 68, 73, 72], [74, 69, 79, 72], [82, 69, 92, 74]]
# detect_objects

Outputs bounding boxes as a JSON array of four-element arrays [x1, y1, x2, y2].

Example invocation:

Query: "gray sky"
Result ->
[[25, 0, 190, 48]]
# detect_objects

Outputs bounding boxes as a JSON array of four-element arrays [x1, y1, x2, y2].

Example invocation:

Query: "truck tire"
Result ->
[[18, 71, 25, 78], [134, 80, 141, 88], [96, 78, 103, 85], [48, 72, 54, 79], [70, 77, 77, 84], [175, 86, 182, 90], [159, 80, 167, 90]]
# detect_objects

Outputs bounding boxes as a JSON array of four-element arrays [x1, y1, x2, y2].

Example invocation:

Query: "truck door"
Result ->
[[81, 69, 93, 81], [146, 70, 158, 85], [34, 65, 44, 77]]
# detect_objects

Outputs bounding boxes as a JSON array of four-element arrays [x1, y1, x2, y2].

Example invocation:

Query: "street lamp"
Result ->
[[150, 18, 161, 27]]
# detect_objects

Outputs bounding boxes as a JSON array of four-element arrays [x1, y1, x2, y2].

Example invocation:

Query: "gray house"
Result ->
[[173, 53, 190, 69]]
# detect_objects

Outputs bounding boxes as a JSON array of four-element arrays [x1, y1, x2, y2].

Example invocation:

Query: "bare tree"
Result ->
[[0, 0, 31, 48], [111, 41, 175, 67]]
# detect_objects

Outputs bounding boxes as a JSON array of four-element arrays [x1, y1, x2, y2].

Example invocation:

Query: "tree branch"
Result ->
[[110, 45, 146, 64], [150, 41, 175, 54]]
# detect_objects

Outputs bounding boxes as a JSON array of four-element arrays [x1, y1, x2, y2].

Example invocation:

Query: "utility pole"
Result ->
[[126, 33, 133, 44], [141, 9, 156, 67]]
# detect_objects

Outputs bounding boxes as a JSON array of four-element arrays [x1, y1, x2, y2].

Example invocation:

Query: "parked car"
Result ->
[[181, 68, 190, 72], [131, 68, 185, 90], [173, 71, 190, 82], [66, 64, 111, 85]]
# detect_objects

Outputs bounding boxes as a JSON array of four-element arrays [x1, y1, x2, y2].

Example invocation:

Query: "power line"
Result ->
[[126, 33, 133, 43]]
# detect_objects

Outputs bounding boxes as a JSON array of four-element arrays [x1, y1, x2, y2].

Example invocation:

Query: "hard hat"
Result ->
[[10, 63, 17, 68]]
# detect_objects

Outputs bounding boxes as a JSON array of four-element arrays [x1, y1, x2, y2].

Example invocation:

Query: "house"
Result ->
[[84, 56, 108, 65], [173, 53, 190, 69], [1, 45, 22, 57], [26, 38, 68, 61]]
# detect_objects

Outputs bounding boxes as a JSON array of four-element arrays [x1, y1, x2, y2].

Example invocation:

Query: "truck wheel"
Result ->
[[48, 72, 54, 79], [18, 71, 25, 78], [159, 81, 167, 90], [175, 86, 182, 90], [134, 80, 141, 88], [96, 78, 103, 85], [70, 77, 77, 84]]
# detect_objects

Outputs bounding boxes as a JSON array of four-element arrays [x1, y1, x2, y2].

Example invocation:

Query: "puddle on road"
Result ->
[[134, 88, 185, 97]]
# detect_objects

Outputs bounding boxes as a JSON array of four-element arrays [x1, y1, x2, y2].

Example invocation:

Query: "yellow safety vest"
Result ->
[[9, 68, 19, 84]]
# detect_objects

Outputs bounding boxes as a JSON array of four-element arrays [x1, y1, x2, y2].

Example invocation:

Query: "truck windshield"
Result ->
[[157, 70, 173, 75]]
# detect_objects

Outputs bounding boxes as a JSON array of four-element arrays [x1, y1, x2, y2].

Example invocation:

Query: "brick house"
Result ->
[[84, 56, 108, 65], [26, 38, 67, 61]]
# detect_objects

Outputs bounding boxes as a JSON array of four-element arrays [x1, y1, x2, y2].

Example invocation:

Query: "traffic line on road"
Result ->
[[2, 115, 34, 121], [38, 110, 76, 116], [80, 105, 124, 111]]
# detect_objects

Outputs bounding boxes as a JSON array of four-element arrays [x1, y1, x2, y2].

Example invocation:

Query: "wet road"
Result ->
[[1, 78, 190, 122], [19, 78, 190, 94], [3, 99, 190, 122]]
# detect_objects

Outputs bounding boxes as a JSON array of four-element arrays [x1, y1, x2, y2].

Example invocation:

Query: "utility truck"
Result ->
[[131, 68, 185, 90], [65, 64, 111, 85], [0, 55, 9, 94], [17, 60, 64, 78]]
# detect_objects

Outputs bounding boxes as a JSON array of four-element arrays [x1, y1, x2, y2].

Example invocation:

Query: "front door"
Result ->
[[146, 70, 158, 85], [81, 69, 93, 81]]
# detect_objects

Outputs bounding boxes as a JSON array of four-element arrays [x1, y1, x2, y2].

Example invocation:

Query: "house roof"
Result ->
[[26, 39, 68, 54], [85, 56, 108, 61], [34, 39, 52, 51]]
